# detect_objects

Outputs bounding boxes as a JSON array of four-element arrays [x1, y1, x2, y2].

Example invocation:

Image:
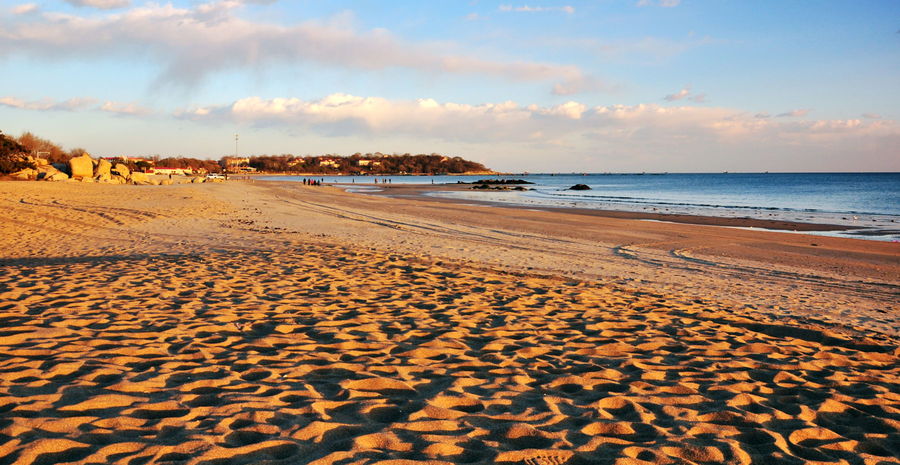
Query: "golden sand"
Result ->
[[0, 181, 897, 464]]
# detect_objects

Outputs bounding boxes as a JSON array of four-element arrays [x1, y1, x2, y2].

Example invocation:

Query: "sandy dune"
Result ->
[[0, 181, 897, 464]]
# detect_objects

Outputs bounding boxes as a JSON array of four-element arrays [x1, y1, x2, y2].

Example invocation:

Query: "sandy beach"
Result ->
[[1, 180, 898, 465]]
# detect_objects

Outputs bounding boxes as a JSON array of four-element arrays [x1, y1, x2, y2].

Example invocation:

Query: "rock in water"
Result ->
[[569, 184, 591, 191], [68, 154, 94, 180]]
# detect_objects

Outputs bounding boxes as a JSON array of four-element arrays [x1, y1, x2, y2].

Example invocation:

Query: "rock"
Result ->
[[128, 172, 149, 185], [36, 165, 62, 180], [110, 175, 127, 185], [52, 162, 69, 174], [160, 178, 174, 186], [191, 177, 205, 183], [473, 179, 534, 185], [81, 177, 95, 183], [95, 172, 112, 183], [45, 171, 70, 181], [68, 154, 94, 180], [568, 184, 591, 191], [12, 168, 37, 180], [112, 163, 130, 178], [95, 159, 112, 177]]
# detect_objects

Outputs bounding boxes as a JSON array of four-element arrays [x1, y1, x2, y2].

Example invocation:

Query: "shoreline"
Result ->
[[358, 183, 864, 233]]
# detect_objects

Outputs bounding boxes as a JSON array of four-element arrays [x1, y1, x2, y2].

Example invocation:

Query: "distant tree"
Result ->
[[134, 160, 153, 172], [0, 131, 33, 174], [68, 147, 89, 158], [16, 131, 68, 163]]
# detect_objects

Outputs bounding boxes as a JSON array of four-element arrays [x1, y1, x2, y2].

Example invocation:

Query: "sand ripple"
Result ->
[[1, 245, 897, 464]]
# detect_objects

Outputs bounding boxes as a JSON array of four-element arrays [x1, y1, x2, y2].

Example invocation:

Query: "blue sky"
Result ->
[[1, 0, 897, 172]]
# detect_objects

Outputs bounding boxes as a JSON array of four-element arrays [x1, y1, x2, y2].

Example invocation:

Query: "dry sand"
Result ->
[[0, 180, 897, 465]]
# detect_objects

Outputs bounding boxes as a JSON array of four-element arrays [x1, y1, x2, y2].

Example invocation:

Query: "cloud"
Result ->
[[776, 109, 810, 118], [63, 0, 131, 9], [0, 96, 97, 111], [637, 0, 681, 7], [100, 101, 151, 116], [499, 5, 575, 14], [552, 76, 617, 95], [0, 95, 149, 116], [175, 93, 897, 152], [11, 3, 39, 14], [1, 2, 599, 94], [664, 87, 690, 101], [862, 113, 882, 119], [663, 86, 707, 103]]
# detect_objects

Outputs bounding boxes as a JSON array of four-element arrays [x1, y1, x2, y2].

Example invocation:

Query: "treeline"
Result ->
[[1, 129, 491, 175], [244, 153, 489, 174]]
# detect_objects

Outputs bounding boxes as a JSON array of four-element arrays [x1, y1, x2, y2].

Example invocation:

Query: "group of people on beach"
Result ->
[[302, 178, 323, 186]]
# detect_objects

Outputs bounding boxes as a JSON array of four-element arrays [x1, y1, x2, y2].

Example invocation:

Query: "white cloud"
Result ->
[[5, 92, 896, 171], [63, 0, 131, 9], [100, 101, 150, 116], [664, 87, 690, 101], [637, 0, 681, 7], [175, 93, 898, 154], [499, 5, 575, 14], [11, 3, 39, 14], [663, 86, 707, 103], [0, 2, 599, 94], [777, 109, 810, 118], [0, 96, 97, 111], [0, 95, 149, 116], [862, 113, 882, 119]]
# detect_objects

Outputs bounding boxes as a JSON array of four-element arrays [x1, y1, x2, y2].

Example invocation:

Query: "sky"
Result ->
[[1, 0, 898, 172]]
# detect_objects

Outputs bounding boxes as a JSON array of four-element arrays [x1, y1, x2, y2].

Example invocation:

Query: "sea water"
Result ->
[[260, 172, 900, 241]]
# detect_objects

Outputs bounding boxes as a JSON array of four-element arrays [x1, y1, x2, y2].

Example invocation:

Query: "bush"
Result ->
[[0, 131, 33, 174]]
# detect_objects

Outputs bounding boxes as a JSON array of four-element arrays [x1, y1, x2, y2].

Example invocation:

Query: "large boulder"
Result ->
[[68, 154, 94, 179], [95, 159, 112, 177], [112, 163, 130, 178], [568, 184, 591, 191], [128, 172, 149, 185]]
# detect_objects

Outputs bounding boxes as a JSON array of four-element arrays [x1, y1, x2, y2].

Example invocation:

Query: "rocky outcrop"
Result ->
[[68, 154, 94, 180], [568, 184, 591, 191]]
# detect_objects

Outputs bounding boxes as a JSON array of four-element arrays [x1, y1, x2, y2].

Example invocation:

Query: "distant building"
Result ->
[[102, 156, 153, 164], [221, 157, 250, 168], [319, 159, 340, 168], [356, 159, 382, 167], [152, 167, 192, 175]]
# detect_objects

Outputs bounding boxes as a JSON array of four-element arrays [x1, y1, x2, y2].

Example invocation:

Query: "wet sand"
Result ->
[[0, 180, 897, 465]]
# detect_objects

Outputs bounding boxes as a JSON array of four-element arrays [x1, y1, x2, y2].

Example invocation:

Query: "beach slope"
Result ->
[[0, 181, 897, 465]]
